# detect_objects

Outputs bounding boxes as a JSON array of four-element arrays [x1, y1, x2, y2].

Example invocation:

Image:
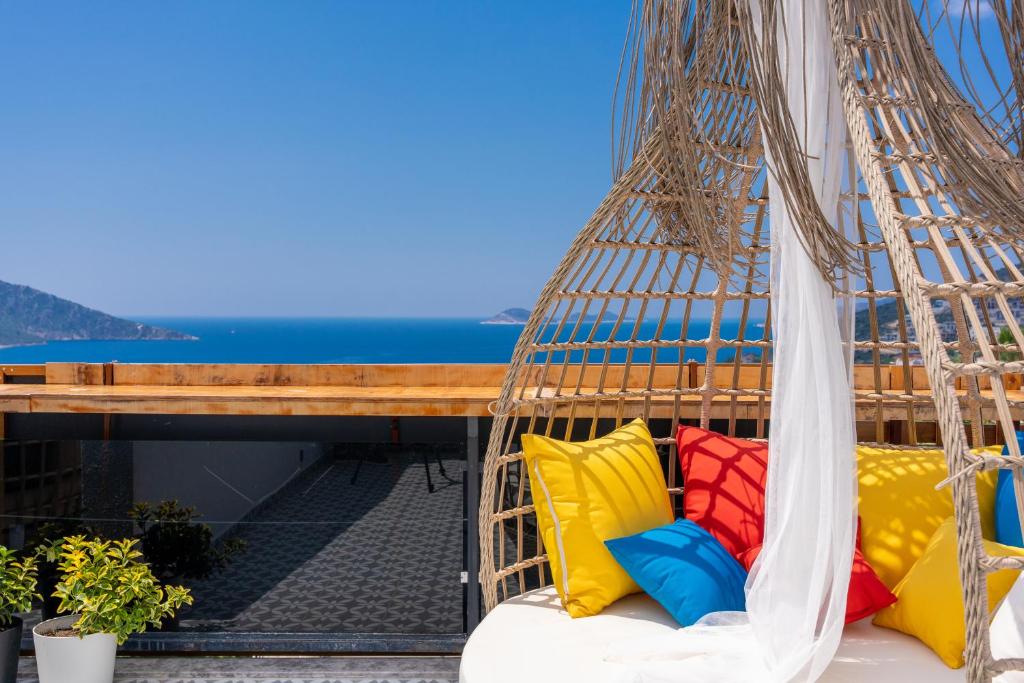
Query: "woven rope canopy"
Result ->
[[478, 1, 1024, 680]]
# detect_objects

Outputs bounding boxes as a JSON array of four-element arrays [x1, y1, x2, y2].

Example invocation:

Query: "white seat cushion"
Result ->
[[992, 573, 1024, 682], [461, 587, 966, 683]]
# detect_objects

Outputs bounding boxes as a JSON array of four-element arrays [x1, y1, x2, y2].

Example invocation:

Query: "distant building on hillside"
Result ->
[[891, 297, 1024, 345]]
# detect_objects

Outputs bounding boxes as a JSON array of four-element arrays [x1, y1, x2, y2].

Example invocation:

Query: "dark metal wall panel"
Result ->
[[7, 413, 495, 445]]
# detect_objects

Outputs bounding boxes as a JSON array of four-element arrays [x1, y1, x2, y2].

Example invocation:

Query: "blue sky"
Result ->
[[0, 1, 631, 317], [1, 2, 1009, 318]]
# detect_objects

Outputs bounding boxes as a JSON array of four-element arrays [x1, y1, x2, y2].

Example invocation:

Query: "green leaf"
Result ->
[[48, 536, 192, 644]]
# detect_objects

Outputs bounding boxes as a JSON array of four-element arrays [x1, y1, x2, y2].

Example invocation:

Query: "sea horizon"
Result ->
[[0, 316, 758, 365]]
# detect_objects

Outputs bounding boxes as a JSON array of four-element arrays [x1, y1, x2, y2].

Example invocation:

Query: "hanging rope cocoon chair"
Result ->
[[475, 1, 1024, 681]]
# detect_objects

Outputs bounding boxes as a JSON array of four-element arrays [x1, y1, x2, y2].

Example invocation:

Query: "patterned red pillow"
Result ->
[[676, 425, 768, 559]]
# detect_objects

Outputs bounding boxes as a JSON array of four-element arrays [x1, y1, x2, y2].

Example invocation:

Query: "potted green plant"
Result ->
[[0, 546, 37, 683], [130, 500, 245, 629], [32, 536, 191, 683]]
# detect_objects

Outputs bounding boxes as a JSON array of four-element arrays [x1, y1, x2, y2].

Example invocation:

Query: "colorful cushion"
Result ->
[[996, 432, 1024, 548], [605, 518, 747, 627], [522, 418, 673, 618], [676, 425, 768, 559], [857, 445, 1001, 589], [738, 519, 896, 624], [873, 517, 1024, 668]]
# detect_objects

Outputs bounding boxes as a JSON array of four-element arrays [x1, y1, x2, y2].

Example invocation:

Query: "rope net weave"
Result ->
[[479, 2, 1024, 681]]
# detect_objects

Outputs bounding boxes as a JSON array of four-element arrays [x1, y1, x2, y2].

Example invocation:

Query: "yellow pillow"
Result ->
[[857, 444, 1001, 588], [522, 418, 673, 618], [873, 516, 1024, 668]]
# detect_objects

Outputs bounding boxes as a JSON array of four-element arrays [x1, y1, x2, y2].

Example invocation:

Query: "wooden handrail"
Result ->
[[0, 362, 1015, 421], [19, 361, 1020, 391]]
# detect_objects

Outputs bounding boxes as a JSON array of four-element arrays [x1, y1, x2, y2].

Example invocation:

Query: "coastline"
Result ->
[[0, 335, 198, 350], [0, 341, 46, 350]]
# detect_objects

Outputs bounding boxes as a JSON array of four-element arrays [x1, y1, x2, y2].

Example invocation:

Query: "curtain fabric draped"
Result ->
[[607, 1, 857, 680]]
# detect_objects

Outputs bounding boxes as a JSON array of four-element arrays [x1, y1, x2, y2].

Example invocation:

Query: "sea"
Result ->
[[0, 317, 759, 364]]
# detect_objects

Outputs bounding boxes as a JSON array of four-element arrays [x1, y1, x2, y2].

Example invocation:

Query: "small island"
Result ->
[[0, 279, 196, 347], [482, 308, 531, 325]]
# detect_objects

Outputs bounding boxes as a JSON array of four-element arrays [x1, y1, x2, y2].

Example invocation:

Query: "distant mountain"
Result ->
[[854, 297, 901, 340], [0, 280, 196, 347], [482, 308, 531, 325]]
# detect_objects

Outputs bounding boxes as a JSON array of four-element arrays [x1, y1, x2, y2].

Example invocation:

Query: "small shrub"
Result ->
[[51, 536, 192, 644], [0, 546, 38, 627], [130, 500, 245, 582]]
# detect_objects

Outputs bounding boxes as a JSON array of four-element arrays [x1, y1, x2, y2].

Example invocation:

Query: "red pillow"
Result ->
[[738, 524, 897, 624], [677, 425, 896, 624], [676, 425, 768, 558]]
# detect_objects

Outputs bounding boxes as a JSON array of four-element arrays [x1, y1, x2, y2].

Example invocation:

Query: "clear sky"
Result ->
[[0, 1, 631, 317]]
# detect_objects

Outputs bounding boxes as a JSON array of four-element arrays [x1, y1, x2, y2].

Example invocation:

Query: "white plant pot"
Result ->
[[32, 615, 116, 683]]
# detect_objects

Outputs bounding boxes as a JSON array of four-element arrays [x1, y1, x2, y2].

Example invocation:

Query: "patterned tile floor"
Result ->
[[179, 451, 466, 635], [17, 655, 461, 683]]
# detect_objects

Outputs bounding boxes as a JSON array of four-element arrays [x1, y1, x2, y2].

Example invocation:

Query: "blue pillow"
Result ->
[[604, 518, 747, 626], [996, 432, 1024, 547]]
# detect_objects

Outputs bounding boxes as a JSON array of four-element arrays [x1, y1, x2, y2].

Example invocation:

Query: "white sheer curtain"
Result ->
[[606, 1, 856, 681]]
